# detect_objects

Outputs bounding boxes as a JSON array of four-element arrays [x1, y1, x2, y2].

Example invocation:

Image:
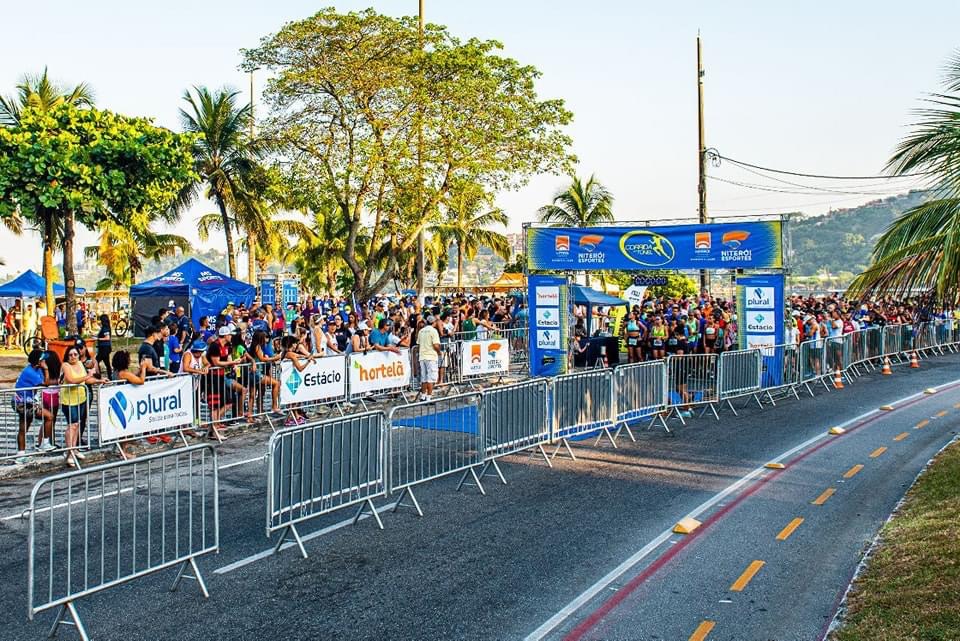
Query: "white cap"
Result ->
[[357, 321, 370, 331], [218, 326, 231, 336]]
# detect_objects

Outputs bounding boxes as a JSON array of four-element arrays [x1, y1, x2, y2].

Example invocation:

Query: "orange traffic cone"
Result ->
[[881, 357, 893, 375], [910, 352, 920, 369], [833, 367, 844, 389]]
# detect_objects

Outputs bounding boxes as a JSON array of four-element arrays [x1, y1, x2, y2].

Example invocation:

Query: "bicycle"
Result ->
[[110, 311, 131, 337]]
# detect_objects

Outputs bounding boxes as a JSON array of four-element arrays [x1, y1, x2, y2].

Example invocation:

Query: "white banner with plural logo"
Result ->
[[460, 339, 510, 377], [98, 375, 195, 443], [279, 355, 347, 407], [348, 349, 410, 396]]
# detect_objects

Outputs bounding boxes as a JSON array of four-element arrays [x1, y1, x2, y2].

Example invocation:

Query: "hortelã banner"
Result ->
[[460, 339, 510, 377], [348, 349, 411, 395], [525, 221, 783, 271], [279, 355, 347, 407], [98, 375, 195, 443]]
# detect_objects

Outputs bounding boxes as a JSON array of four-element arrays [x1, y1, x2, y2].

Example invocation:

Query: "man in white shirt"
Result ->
[[417, 315, 441, 401]]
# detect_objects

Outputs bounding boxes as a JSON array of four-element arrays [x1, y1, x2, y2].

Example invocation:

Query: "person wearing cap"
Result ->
[[416, 315, 442, 401], [351, 320, 372, 354], [12, 350, 57, 462], [206, 325, 248, 436]]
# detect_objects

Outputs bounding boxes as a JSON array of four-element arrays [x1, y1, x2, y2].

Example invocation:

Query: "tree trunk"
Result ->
[[457, 242, 463, 290], [217, 198, 237, 279], [247, 228, 257, 285], [62, 210, 78, 335], [326, 265, 336, 296], [42, 211, 55, 314]]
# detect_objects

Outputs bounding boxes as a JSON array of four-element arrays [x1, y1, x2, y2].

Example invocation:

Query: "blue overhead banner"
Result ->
[[528, 274, 570, 377], [525, 221, 783, 271]]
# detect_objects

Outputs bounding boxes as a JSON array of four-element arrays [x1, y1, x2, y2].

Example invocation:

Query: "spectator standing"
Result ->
[[96, 314, 113, 378], [417, 315, 441, 401]]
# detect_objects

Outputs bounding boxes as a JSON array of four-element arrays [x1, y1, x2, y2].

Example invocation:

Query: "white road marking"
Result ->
[[523, 381, 960, 641], [213, 502, 398, 575]]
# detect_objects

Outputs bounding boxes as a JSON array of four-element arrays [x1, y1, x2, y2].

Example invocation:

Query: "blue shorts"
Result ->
[[62, 403, 88, 425]]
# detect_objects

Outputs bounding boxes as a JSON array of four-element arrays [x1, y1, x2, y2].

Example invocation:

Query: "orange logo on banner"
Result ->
[[722, 230, 750, 248], [694, 232, 711, 250], [555, 235, 570, 252], [471, 344, 482, 363], [578, 235, 603, 252]]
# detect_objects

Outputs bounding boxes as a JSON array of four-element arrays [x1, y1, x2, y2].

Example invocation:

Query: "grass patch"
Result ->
[[831, 438, 960, 641]]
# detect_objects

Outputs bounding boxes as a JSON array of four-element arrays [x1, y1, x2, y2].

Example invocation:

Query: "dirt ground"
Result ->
[[0, 350, 26, 384]]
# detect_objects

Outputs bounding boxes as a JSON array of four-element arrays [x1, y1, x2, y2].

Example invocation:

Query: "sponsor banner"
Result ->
[[745, 286, 775, 309], [348, 349, 411, 396], [535, 307, 561, 328], [528, 274, 569, 376], [624, 285, 647, 308], [279, 355, 347, 406], [526, 221, 782, 271], [737, 274, 785, 351], [745, 310, 776, 333], [99, 375, 195, 442], [461, 339, 510, 377], [745, 334, 777, 355]]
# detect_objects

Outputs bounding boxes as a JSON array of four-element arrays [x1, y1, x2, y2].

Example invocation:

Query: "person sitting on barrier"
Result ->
[[12, 350, 56, 462], [61, 345, 100, 468], [417, 315, 441, 402], [280, 335, 316, 426]]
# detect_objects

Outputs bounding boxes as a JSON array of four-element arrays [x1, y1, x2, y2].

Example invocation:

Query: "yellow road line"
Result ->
[[915, 420, 929, 429], [843, 464, 864, 479], [812, 488, 836, 505], [936, 410, 949, 418], [688, 620, 716, 641], [894, 432, 909, 441], [776, 517, 804, 541], [730, 560, 765, 592], [870, 447, 888, 458]]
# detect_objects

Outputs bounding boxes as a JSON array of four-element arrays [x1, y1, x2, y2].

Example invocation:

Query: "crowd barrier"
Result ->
[[480, 379, 551, 473], [614, 360, 669, 436], [3, 323, 958, 466], [551, 369, 615, 457], [266, 411, 385, 558], [28, 444, 218, 639]]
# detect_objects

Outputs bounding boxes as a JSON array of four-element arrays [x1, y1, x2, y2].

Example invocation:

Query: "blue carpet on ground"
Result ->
[[392, 405, 479, 434]]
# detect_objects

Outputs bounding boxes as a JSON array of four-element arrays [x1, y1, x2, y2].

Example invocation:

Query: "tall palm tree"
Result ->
[[84, 219, 190, 289], [848, 51, 960, 304], [1, 68, 94, 311], [430, 181, 511, 289], [537, 174, 614, 227], [176, 86, 260, 279]]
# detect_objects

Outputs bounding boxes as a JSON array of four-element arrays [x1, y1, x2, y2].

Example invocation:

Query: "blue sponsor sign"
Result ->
[[737, 274, 785, 385], [525, 221, 783, 271], [528, 274, 569, 377]]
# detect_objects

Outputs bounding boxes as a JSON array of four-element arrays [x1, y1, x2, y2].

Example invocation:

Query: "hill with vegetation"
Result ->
[[787, 190, 928, 277]]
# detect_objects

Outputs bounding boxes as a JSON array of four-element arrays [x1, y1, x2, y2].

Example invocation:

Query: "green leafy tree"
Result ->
[[0, 103, 197, 332], [176, 86, 263, 280], [243, 8, 574, 299], [430, 181, 511, 289], [0, 68, 95, 309], [848, 51, 960, 303], [648, 273, 698, 300]]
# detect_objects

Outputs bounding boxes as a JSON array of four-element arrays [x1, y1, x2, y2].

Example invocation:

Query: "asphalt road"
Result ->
[[0, 353, 958, 641]]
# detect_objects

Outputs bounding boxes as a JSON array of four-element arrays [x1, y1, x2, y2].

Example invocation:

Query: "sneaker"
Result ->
[[158, 434, 173, 444], [146, 436, 160, 445], [342, 401, 356, 408], [38, 441, 56, 452], [284, 417, 297, 427], [14, 450, 28, 465], [679, 410, 693, 418], [295, 415, 307, 425], [74, 450, 86, 460]]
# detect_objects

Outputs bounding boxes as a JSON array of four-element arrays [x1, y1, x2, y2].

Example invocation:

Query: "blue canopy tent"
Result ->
[[129, 259, 255, 336], [570, 285, 628, 335], [0, 269, 85, 298]]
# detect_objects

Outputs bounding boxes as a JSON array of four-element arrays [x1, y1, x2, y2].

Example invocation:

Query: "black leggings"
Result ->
[[97, 346, 112, 379]]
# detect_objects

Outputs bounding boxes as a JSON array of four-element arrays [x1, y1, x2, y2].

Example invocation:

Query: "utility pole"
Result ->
[[415, 0, 426, 301], [697, 33, 709, 293]]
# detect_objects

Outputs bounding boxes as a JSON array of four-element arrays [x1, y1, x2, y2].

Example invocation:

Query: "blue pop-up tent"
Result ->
[[129, 258, 255, 336], [0, 269, 85, 298]]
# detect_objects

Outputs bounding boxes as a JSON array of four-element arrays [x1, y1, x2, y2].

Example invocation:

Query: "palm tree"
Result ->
[[537, 174, 614, 227], [289, 208, 363, 295], [847, 52, 960, 304], [430, 181, 511, 289], [1, 68, 94, 312], [176, 86, 261, 279], [84, 219, 190, 289]]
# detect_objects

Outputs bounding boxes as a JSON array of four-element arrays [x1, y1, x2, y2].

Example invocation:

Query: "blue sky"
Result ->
[[2, 1, 958, 276]]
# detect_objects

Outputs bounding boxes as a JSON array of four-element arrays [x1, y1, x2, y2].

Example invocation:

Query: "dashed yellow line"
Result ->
[[936, 410, 949, 418], [776, 517, 804, 541], [843, 464, 864, 479], [688, 620, 716, 641], [870, 447, 888, 458], [730, 560, 765, 592], [915, 420, 929, 429], [894, 432, 909, 441], [812, 488, 836, 505]]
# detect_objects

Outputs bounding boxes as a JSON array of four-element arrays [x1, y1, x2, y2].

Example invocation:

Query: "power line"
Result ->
[[707, 149, 932, 180], [706, 174, 928, 197], [720, 160, 925, 195]]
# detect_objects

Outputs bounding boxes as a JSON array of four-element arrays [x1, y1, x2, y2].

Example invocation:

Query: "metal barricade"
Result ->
[[718, 349, 762, 412], [882, 325, 904, 362], [0, 382, 91, 462], [550, 369, 615, 456], [665, 353, 719, 421], [864, 327, 883, 364], [28, 444, 218, 639], [266, 411, 386, 559], [480, 379, 551, 478], [614, 360, 669, 436], [387, 392, 483, 515], [799, 339, 828, 395], [824, 335, 848, 380], [759, 343, 802, 403]]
